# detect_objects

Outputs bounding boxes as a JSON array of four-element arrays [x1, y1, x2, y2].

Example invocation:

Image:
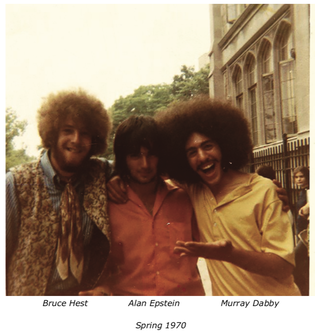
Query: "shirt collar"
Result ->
[[126, 178, 179, 216], [40, 150, 57, 182], [40, 149, 81, 188], [200, 174, 254, 207], [126, 178, 178, 197]]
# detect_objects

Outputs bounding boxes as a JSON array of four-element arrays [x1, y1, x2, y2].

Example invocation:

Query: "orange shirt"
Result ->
[[102, 179, 204, 296]]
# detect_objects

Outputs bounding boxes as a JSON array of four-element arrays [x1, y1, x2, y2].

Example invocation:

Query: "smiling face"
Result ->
[[126, 146, 159, 185], [185, 132, 223, 188], [50, 116, 92, 177]]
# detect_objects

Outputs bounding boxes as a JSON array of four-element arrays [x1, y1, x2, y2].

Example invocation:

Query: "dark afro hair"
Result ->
[[155, 95, 253, 184]]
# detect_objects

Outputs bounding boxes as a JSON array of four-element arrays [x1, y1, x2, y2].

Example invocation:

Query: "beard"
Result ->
[[51, 145, 91, 174]]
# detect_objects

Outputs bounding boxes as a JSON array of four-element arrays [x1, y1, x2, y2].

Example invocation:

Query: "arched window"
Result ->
[[279, 27, 293, 62], [260, 40, 277, 143], [278, 24, 297, 134], [246, 54, 258, 145], [233, 65, 243, 110]]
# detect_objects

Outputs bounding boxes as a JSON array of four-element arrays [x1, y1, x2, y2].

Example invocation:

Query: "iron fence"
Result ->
[[248, 134, 310, 216]]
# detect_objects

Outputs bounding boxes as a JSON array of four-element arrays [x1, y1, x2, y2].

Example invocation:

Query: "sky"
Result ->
[[5, 4, 211, 157]]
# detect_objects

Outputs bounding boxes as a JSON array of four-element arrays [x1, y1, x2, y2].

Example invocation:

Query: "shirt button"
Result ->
[[155, 243, 158, 246], [214, 223, 217, 227], [156, 271, 160, 275], [214, 209, 217, 212]]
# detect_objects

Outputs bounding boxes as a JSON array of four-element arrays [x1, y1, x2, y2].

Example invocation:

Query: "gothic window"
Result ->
[[261, 40, 277, 143], [223, 71, 228, 100], [246, 54, 258, 146], [278, 24, 297, 134], [233, 65, 243, 110]]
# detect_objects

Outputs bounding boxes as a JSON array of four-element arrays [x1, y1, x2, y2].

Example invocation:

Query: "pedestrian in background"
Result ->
[[293, 166, 310, 295]]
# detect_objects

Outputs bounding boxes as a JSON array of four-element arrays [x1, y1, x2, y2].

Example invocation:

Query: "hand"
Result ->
[[174, 240, 233, 261], [272, 180, 290, 212], [79, 286, 112, 296], [107, 175, 128, 203], [299, 203, 309, 218]]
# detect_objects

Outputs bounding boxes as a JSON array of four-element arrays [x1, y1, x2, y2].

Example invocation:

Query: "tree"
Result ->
[[111, 84, 173, 129], [171, 64, 210, 100], [6, 108, 36, 171], [107, 84, 174, 159]]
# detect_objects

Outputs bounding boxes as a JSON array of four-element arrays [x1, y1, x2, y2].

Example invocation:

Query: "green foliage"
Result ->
[[6, 108, 36, 171], [105, 64, 210, 159], [171, 64, 210, 99], [111, 84, 173, 130]]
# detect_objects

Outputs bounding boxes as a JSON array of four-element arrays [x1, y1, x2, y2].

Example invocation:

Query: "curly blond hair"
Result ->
[[37, 88, 111, 156]]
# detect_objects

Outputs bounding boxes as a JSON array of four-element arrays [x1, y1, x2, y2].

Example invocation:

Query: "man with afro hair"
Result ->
[[6, 88, 112, 296], [154, 96, 300, 296]]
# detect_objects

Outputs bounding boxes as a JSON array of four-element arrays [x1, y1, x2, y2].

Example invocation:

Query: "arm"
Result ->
[[174, 240, 293, 280], [106, 175, 186, 204], [273, 180, 290, 212], [299, 203, 309, 218], [97, 157, 114, 181], [175, 184, 295, 281], [99, 158, 128, 203], [107, 175, 128, 204]]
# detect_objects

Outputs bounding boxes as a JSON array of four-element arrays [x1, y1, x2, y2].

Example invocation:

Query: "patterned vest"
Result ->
[[7, 157, 111, 296]]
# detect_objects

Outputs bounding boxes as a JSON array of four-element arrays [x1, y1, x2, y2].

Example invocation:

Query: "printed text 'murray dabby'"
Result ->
[[221, 300, 280, 308]]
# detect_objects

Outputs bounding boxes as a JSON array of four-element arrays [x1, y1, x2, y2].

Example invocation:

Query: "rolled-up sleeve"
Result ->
[[260, 190, 296, 266]]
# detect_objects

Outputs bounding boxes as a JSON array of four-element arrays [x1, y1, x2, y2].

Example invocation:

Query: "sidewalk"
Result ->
[[197, 258, 212, 296]]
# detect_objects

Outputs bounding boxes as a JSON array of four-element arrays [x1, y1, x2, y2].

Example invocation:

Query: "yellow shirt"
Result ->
[[187, 173, 300, 296]]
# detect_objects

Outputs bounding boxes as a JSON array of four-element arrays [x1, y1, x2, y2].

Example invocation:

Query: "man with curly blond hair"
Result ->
[[6, 88, 112, 296]]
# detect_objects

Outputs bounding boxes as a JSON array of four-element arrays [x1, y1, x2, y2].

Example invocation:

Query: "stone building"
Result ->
[[208, 4, 310, 197], [208, 4, 309, 147]]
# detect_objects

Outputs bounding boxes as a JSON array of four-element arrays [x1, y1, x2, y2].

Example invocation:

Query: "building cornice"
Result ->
[[218, 4, 261, 49], [219, 4, 291, 70]]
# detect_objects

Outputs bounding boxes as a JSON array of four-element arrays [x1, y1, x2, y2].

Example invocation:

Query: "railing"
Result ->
[[248, 134, 310, 214]]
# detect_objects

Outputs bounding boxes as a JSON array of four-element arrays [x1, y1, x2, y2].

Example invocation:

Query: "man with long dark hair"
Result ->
[[80, 115, 204, 296]]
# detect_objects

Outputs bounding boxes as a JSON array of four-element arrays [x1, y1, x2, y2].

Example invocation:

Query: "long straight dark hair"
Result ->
[[113, 115, 162, 177]]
